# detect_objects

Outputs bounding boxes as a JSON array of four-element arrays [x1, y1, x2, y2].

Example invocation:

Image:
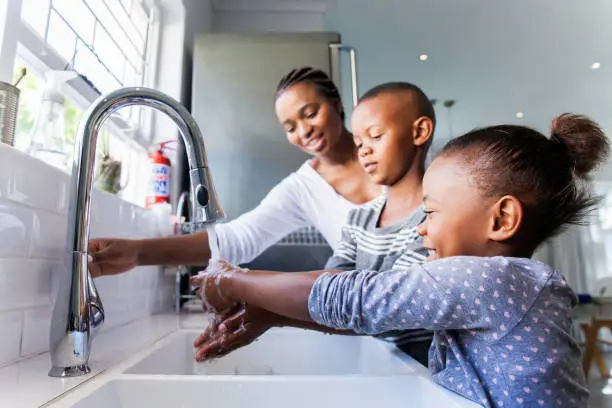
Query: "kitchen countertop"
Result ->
[[0, 313, 211, 408]]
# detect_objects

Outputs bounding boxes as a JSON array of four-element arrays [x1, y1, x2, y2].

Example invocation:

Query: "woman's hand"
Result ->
[[88, 239, 141, 278], [193, 304, 282, 361], [190, 260, 246, 314]]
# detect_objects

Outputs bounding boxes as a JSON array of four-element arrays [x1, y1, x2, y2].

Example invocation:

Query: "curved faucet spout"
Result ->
[[49, 87, 224, 377]]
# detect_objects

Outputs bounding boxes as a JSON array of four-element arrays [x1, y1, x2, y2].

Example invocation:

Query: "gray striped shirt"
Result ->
[[325, 195, 432, 344]]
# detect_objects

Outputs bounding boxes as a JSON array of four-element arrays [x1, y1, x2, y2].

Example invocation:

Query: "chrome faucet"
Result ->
[[48, 87, 224, 377]]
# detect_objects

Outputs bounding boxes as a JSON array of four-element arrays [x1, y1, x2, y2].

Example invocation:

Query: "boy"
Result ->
[[193, 82, 436, 364], [325, 82, 435, 365]]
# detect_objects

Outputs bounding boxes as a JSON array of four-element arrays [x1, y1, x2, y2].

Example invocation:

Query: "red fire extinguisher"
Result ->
[[146, 141, 175, 208]]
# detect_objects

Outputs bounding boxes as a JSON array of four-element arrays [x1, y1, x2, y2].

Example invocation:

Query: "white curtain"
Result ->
[[533, 182, 612, 294]]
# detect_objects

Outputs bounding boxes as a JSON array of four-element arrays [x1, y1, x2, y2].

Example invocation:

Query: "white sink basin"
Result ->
[[70, 376, 477, 408], [124, 328, 416, 376]]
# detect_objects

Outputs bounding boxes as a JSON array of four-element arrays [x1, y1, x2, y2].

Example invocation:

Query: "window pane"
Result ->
[[12, 60, 43, 151], [125, 47, 142, 76], [21, 0, 50, 39], [53, 0, 95, 46], [93, 28, 125, 80], [105, 0, 145, 53], [11, 58, 82, 158], [120, 0, 132, 14], [47, 11, 77, 63], [123, 64, 136, 86], [86, 0, 138, 66], [74, 46, 120, 94], [130, 2, 150, 39]]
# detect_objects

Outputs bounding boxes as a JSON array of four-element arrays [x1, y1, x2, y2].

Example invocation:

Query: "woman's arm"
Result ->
[[213, 173, 309, 265], [89, 172, 310, 276], [88, 233, 211, 277]]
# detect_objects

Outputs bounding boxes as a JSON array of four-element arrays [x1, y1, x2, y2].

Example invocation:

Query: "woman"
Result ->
[[88, 67, 381, 277]]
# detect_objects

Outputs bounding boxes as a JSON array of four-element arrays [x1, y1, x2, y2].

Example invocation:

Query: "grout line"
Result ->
[[18, 310, 24, 360]]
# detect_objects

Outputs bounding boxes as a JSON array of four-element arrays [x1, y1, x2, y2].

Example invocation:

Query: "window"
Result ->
[[20, 0, 153, 94], [9, 0, 161, 206], [599, 188, 612, 231], [11, 57, 82, 156]]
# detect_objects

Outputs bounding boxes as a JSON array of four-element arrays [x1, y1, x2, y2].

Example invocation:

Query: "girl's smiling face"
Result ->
[[417, 154, 520, 261]]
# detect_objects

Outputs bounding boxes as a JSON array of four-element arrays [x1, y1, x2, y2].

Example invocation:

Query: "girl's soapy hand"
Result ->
[[190, 260, 245, 314], [193, 304, 279, 361]]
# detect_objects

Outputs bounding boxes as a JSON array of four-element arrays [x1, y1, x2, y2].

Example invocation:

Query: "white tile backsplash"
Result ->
[[31, 210, 68, 259], [0, 259, 54, 312], [0, 312, 23, 367], [21, 307, 52, 357], [0, 145, 175, 367], [0, 145, 68, 213], [0, 199, 32, 258]]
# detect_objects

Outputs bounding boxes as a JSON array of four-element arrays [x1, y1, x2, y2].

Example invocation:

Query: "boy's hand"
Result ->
[[190, 260, 244, 314], [193, 305, 279, 361]]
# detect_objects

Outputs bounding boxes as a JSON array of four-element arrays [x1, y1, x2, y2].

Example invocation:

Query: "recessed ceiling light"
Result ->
[[592, 62, 601, 70], [516, 112, 524, 119], [419, 54, 428, 62]]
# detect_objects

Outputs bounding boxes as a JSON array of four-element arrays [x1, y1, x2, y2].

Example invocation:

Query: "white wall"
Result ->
[[0, 145, 174, 368], [184, 0, 214, 45]]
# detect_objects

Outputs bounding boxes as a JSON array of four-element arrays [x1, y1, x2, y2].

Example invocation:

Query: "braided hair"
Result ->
[[276, 67, 345, 120]]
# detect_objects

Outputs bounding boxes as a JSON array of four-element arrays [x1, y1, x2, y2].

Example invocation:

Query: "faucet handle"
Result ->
[[189, 167, 224, 224], [87, 273, 105, 331]]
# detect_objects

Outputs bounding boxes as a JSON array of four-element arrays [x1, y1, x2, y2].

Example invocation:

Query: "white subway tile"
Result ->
[[0, 145, 15, 200], [93, 275, 120, 300], [0, 259, 53, 312], [31, 210, 67, 260], [0, 199, 32, 258], [0, 146, 180, 365], [91, 190, 123, 224], [21, 307, 51, 357], [0, 311, 23, 366], [50, 263, 63, 304], [2, 147, 68, 213], [137, 210, 159, 237]]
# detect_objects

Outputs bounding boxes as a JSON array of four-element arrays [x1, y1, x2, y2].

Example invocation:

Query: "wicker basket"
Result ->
[[0, 82, 20, 147]]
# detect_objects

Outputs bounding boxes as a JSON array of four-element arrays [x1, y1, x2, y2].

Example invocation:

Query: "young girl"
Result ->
[[194, 114, 609, 407]]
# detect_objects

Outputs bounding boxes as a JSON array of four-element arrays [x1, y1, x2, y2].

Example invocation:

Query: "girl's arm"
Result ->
[[204, 268, 331, 322], [198, 258, 542, 338]]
